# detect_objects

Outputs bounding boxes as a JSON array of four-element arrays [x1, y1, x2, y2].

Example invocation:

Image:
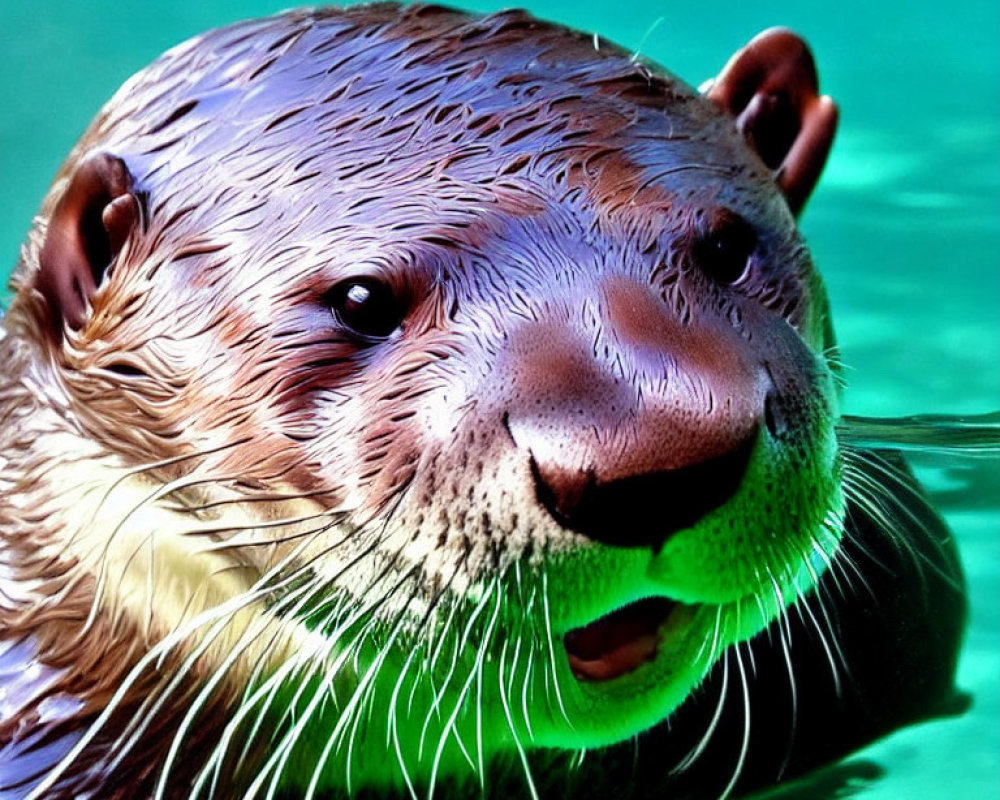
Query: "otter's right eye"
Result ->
[[328, 277, 404, 339], [692, 213, 757, 286]]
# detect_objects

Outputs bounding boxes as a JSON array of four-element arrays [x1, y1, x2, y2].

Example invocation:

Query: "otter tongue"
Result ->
[[564, 598, 675, 682]]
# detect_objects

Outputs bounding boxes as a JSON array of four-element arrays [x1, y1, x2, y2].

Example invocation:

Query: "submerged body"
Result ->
[[0, 6, 965, 799]]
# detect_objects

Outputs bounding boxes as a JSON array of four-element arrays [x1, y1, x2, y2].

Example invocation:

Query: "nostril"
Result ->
[[530, 456, 596, 527], [764, 389, 787, 439], [529, 433, 758, 551]]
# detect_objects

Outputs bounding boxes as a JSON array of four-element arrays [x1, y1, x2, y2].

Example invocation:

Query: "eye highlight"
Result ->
[[327, 277, 405, 339], [692, 213, 757, 285]]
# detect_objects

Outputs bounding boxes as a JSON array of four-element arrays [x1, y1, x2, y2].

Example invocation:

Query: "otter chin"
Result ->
[[0, 5, 965, 800]]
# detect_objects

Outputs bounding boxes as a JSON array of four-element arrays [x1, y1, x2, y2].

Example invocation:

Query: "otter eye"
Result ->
[[692, 216, 757, 285], [328, 277, 404, 339]]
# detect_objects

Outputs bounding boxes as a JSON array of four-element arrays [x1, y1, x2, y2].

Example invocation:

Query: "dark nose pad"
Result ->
[[530, 430, 758, 550]]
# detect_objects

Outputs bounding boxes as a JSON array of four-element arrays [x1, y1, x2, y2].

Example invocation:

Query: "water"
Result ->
[[0, 1, 996, 797]]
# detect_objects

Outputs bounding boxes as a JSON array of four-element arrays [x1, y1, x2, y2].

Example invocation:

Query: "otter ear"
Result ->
[[35, 150, 142, 334], [704, 28, 838, 217]]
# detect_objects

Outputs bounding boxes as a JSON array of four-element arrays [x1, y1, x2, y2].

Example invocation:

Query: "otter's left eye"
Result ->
[[692, 216, 757, 285], [328, 277, 404, 339]]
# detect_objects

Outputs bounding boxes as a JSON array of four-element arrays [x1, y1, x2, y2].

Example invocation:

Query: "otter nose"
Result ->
[[501, 279, 764, 550], [530, 431, 757, 549]]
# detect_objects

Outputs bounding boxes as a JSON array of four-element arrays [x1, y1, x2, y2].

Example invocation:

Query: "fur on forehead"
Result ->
[[37, 4, 784, 253]]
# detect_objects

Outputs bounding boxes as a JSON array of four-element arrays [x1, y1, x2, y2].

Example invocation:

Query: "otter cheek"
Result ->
[[647, 428, 842, 605]]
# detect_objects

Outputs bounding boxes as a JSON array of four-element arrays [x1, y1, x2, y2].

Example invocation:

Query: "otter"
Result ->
[[0, 5, 966, 800]]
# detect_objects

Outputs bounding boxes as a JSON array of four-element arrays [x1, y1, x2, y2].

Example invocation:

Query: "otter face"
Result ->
[[14, 7, 841, 796]]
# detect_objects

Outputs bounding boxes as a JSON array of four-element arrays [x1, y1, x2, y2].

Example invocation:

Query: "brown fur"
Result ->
[[0, 7, 827, 796], [0, 6, 964, 800]]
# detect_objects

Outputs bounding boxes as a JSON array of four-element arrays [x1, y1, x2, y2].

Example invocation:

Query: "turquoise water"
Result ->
[[0, 1, 996, 797]]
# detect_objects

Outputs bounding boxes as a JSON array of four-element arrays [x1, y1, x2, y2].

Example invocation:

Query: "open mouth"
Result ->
[[563, 597, 680, 682]]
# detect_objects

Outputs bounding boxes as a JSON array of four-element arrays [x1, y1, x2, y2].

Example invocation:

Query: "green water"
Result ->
[[0, 1, 996, 797]]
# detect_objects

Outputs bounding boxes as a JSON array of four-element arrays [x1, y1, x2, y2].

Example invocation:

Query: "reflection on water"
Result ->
[[838, 412, 1000, 459], [746, 760, 884, 800]]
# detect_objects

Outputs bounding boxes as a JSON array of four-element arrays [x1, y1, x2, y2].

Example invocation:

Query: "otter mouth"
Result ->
[[564, 597, 681, 682]]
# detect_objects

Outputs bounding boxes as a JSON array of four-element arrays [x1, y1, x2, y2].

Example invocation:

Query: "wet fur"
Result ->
[[0, 5, 965, 799]]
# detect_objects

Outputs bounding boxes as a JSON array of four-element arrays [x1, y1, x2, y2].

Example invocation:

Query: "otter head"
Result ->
[[13, 7, 841, 795]]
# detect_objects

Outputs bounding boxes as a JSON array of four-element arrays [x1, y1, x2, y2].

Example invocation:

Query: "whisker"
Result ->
[[304, 567, 424, 800], [717, 642, 751, 800], [498, 633, 539, 800], [427, 579, 501, 800], [768, 568, 798, 780], [677, 675, 726, 780], [540, 567, 571, 729]]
